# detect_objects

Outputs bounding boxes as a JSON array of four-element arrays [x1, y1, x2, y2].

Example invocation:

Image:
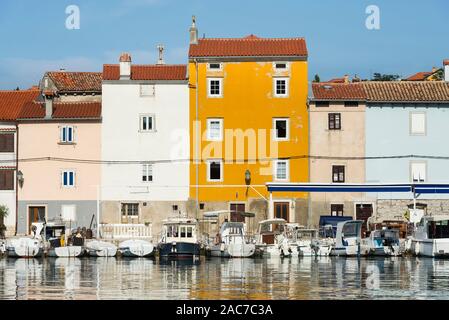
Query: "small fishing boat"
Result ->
[[6, 222, 45, 258], [362, 228, 403, 256], [411, 215, 449, 258], [255, 218, 298, 257], [45, 220, 84, 258], [296, 228, 318, 256], [158, 216, 200, 259], [85, 240, 117, 257], [208, 221, 255, 258], [118, 239, 155, 257], [330, 220, 365, 257]]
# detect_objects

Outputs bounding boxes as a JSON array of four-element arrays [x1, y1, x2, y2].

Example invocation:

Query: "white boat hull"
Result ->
[[86, 240, 117, 257], [227, 243, 255, 258], [412, 239, 449, 258], [6, 238, 43, 258], [119, 240, 154, 257], [48, 246, 83, 258], [330, 245, 361, 257]]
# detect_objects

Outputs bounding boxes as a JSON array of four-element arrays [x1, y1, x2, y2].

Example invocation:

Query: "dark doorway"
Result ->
[[274, 202, 290, 222], [356, 204, 373, 237], [230, 203, 245, 222], [28, 206, 45, 234]]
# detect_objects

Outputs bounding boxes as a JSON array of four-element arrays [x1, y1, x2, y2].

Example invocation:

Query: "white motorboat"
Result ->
[[411, 215, 449, 258], [85, 240, 117, 257], [158, 216, 200, 259], [330, 220, 365, 257], [6, 222, 45, 258], [208, 221, 255, 258], [361, 228, 403, 257], [44, 220, 84, 258], [296, 228, 318, 257], [255, 218, 298, 257], [311, 238, 333, 256], [118, 239, 155, 257]]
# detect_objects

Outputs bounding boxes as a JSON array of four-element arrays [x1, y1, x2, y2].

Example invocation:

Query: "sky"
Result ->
[[0, 0, 448, 89]]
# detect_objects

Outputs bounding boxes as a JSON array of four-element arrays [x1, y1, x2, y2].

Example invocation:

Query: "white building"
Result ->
[[101, 53, 190, 235]]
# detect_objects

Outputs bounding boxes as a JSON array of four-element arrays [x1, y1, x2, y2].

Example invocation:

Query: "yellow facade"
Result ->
[[188, 59, 309, 208]]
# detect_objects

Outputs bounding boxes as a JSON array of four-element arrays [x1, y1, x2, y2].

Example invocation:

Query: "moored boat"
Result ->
[[255, 218, 298, 258], [6, 222, 45, 258], [85, 240, 117, 257], [362, 228, 403, 257], [158, 216, 200, 259], [118, 239, 155, 257], [411, 215, 449, 258], [330, 220, 365, 257], [44, 220, 84, 258]]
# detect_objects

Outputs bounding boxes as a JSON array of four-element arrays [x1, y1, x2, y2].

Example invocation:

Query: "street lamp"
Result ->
[[245, 169, 251, 196], [17, 170, 24, 188]]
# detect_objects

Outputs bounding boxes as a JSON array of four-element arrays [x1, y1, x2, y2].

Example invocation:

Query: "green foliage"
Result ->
[[372, 73, 401, 81], [313, 74, 320, 83], [0, 205, 8, 219]]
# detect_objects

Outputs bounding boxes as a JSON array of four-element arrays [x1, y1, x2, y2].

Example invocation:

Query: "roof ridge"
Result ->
[[199, 37, 305, 41], [48, 71, 102, 74], [104, 64, 186, 67]]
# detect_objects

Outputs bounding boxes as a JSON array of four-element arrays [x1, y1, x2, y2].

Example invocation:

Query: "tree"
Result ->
[[313, 74, 321, 83], [0, 205, 9, 239], [372, 73, 400, 81]]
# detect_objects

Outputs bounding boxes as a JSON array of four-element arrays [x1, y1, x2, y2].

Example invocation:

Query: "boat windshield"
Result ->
[[342, 223, 359, 238], [166, 224, 195, 239], [259, 223, 285, 234], [428, 220, 449, 239]]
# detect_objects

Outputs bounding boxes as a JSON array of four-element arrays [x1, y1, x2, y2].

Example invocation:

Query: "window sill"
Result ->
[[207, 95, 223, 99], [207, 179, 223, 183], [273, 95, 289, 98], [139, 130, 157, 133], [58, 142, 76, 145], [273, 138, 289, 142]]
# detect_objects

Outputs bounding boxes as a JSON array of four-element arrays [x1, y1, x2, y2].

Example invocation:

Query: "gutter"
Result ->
[[14, 122, 18, 236]]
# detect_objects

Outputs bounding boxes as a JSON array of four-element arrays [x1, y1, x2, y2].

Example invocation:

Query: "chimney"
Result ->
[[189, 15, 198, 45], [119, 53, 132, 80], [43, 91, 54, 119], [444, 60, 449, 82], [157, 44, 165, 65], [344, 74, 349, 84]]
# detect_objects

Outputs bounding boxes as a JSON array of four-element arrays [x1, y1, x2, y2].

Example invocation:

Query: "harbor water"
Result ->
[[0, 256, 448, 300]]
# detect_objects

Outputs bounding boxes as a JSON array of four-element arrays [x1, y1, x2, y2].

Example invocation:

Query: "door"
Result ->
[[230, 203, 245, 222], [274, 202, 290, 222], [28, 206, 45, 234], [356, 204, 373, 237]]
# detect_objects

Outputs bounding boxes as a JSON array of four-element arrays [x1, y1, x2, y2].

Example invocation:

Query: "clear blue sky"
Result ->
[[0, 0, 448, 89]]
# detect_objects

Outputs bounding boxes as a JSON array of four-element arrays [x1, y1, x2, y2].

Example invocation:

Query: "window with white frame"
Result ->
[[207, 63, 222, 71], [273, 118, 289, 140], [62, 170, 75, 188], [60, 126, 74, 143], [208, 78, 222, 97], [142, 163, 153, 182], [140, 84, 155, 97], [274, 77, 289, 97], [411, 162, 426, 182], [274, 160, 289, 181], [207, 160, 223, 182], [410, 112, 426, 135], [207, 118, 223, 141], [140, 115, 155, 132]]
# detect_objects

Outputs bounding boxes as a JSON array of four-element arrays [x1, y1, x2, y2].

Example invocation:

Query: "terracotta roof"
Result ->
[[189, 35, 307, 58], [405, 71, 433, 81], [103, 64, 187, 81], [363, 81, 449, 102], [0, 89, 40, 121], [47, 72, 102, 93], [311, 83, 366, 101], [19, 101, 101, 119]]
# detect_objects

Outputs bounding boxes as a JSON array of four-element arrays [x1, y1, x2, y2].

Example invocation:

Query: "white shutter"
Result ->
[[411, 113, 426, 135], [61, 205, 76, 222]]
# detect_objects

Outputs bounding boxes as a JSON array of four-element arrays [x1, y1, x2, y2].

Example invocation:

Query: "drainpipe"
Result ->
[[14, 122, 18, 236], [306, 97, 312, 228], [194, 59, 199, 220]]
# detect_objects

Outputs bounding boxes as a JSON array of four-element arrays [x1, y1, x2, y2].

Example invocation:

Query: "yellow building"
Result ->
[[187, 18, 309, 227]]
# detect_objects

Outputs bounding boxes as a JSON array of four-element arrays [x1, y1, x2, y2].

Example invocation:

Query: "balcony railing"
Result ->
[[99, 223, 152, 240]]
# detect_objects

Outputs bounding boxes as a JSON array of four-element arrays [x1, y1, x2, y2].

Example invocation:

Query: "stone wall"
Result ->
[[374, 199, 449, 222]]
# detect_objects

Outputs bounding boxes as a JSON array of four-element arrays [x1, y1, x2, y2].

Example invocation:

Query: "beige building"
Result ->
[[308, 82, 373, 229]]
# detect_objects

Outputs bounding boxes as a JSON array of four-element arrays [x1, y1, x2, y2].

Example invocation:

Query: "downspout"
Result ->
[[307, 95, 312, 228], [15, 122, 18, 236], [194, 58, 199, 220]]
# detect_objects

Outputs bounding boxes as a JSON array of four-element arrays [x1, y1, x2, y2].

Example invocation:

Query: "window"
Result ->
[[199, 203, 205, 210], [331, 204, 344, 216], [207, 160, 223, 182], [274, 78, 289, 97], [273, 118, 289, 141], [140, 84, 155, 97], [60, 126, 74, 143], [180, 226, 186, 238], [315, 101, 329, 108], [345, 101, 359, 107], [172, 205, 178, 212], [410, 112, 426, 135], [140, 115, 155, 132], [208, 78, 222, 97], [274, 160, 289, 181], [274, 62, 288, 70], [186, 226, 193, 238], [207, 63, 222, 71], [0, 134, 14, 152], [62, 170, 75, 188], [411, 162, 426, 182], [207, 118, 223, 141], [332, 165, 345, 183], [121, 203, 139, 223], [0, 170, 14, 190], [328, 113, 341, 130], [142, 164, 153, 182]]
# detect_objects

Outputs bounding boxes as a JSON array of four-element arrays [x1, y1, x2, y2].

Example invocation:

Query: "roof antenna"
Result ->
[[203, 33, 205, 39]]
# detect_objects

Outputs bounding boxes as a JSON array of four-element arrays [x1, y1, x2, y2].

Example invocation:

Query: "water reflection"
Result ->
[[0, 256, 449, 299]]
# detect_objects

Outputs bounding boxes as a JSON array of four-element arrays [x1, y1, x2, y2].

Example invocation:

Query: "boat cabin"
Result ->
[[319, 215, 353, 238], [161, 218, 198, 244], [257, 218, 288, 245], [416, 215, 449, 240], [335, 220, 363, 248]]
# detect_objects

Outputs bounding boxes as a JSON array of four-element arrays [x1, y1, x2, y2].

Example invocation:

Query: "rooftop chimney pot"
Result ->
[[189, 15, 198, 45], [119, 52, 132, 80]]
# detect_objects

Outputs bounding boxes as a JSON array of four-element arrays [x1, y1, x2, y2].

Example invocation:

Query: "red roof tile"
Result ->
[[189, 35, 307, 58], [102, 64, 187, 81], [47, 72, 102, 93], [312, 83, 365, 101], [19, 101, 101, 119], [363, 81, 449, 102], [405, 71, 433, 81], [0, 89, 40, 121]]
